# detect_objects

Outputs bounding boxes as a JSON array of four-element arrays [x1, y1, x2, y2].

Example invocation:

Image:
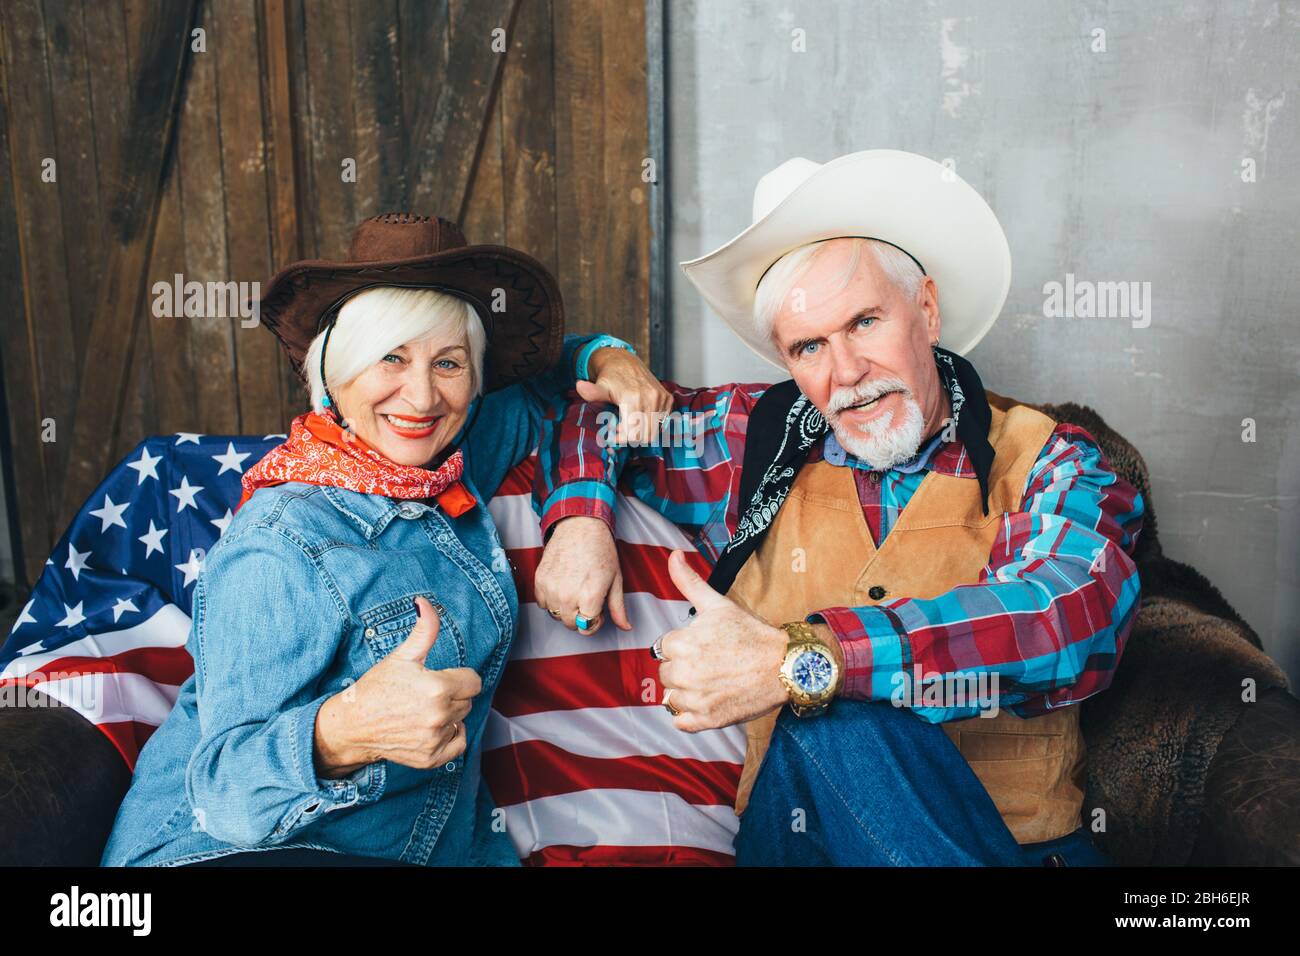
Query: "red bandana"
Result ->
[[237, 411, 478, 516]]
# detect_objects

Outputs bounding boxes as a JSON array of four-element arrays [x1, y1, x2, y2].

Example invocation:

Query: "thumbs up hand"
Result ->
[[654, 550, 791, 733], [388, 594, 444, 662], [318, 596, 483, 774]]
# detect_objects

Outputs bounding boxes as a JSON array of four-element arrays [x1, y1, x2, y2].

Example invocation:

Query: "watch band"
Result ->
[[575, 334, 638, 381], [780, 621, 820, 647]]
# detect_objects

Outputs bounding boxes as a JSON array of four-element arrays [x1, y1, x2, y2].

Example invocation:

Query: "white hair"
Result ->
[[826, 375, 927, 469], [752, 237, 924, 343], [304, 286, 487, 413]]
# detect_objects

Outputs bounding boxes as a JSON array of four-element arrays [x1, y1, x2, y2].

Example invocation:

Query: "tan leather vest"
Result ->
[[725, 391, 1087, 845]]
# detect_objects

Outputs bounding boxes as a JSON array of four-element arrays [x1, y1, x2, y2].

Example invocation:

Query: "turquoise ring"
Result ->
[[575, 613, 593, 631]]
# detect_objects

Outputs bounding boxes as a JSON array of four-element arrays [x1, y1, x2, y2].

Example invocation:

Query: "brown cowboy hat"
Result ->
[[256, 213, 564, 392]]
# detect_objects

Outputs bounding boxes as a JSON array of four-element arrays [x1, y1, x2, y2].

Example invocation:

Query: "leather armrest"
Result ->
[[0, 702, 132, 865]]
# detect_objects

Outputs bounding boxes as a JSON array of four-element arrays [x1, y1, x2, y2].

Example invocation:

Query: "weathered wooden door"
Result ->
[[0, 0, 657, 590]]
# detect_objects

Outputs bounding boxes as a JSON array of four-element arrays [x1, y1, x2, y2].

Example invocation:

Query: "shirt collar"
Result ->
[[818, 427, 976, 478], [320, 484, 435, 540]]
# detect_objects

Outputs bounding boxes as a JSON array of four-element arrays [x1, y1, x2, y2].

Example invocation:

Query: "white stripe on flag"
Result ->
[[487, 491, 696, 551], [484, 705, 747, 765], [500, 788, 740, 858], [0, 602, 191, 680], [511, 595, 693, 660], [28, 671, 182, 726]]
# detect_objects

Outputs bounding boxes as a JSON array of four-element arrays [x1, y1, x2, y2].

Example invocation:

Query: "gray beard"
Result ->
[[830, 392, 927, 470]]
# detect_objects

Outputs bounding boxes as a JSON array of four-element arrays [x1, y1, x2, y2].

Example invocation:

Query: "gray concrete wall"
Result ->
[[666, 0, 1299, 684]]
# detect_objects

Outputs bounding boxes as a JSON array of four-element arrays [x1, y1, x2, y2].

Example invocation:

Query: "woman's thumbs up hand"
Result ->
[[317, 595, 481, 774]]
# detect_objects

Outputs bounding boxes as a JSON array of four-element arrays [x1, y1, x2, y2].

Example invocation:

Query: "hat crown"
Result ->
[[346, 213, 468, 262], [683, 149, 1012, 367], [751, 157, 822, 222]]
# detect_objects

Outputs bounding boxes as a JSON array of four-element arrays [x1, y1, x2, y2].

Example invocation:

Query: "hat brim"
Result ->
[[679, 149, 1011, 367], [257, 244, 565, 392]]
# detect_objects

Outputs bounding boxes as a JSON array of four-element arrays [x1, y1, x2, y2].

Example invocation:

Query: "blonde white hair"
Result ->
[[753, 237, 924, 344], [304, 286, 488, 413]]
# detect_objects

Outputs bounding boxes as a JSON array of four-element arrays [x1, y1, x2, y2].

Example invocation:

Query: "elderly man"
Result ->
[[533, 150, 1144, 866]]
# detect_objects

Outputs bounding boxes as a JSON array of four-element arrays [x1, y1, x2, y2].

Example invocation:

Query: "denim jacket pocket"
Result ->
[[360, 594, 468, 670]]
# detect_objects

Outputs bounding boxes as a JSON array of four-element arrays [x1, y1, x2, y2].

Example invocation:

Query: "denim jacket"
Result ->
[[100, 334, 605, 866]]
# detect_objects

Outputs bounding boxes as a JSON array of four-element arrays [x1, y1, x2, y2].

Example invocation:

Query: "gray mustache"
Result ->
[[828, 379, 909, 414]]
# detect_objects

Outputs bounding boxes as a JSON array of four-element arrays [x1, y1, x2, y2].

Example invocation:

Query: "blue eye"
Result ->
[[381, 354, 402, 364], [856, 316, 876, 330], [435, 358, 460, 370], [801, 341, 820, 355]]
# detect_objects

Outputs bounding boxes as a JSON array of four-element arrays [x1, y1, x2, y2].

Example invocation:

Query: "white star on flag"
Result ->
[[211, 509, 234, 536], [10, 598, 36, 632], [263, 434, 288, 440], [175, 432, 203, 444], [127, 447, 162, 484], [138, 520, 168, 558], [57, 601, 86, 628], [111, 597, 140, 623], [88, 494, 130, 532], [212, 442, 251, 475], [169, 475, 204, 512], [66, 543, 91, 581], [176, 549, 205, 587]]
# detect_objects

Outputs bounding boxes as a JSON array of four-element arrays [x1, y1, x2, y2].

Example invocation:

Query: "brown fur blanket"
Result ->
[[1034, 402, 1290, 865]]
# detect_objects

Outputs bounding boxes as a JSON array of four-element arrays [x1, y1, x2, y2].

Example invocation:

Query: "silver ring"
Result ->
[[662, 688, 679, 716], [650, 636, 667, 661]]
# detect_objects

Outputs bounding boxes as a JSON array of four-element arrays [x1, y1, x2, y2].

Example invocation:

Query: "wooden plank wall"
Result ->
[[0, 0, 653, 590]]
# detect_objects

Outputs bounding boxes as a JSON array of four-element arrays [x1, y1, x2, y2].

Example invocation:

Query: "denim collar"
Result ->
[[319, 484, 433, 541], [821, 427, 946, 474]]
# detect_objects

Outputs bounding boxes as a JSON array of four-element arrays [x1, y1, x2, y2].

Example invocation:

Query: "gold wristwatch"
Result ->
[[777, 621, 842, 717]]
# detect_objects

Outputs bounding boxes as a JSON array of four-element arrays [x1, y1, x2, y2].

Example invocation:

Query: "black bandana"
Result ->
[[706, 345, 996, 594]]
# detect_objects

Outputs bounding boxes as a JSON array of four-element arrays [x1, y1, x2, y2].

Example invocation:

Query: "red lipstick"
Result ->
[[381, 413, 441, 439]]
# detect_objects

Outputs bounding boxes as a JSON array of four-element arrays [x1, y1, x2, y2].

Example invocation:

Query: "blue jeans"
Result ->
[[734, 698, 1110, 867]]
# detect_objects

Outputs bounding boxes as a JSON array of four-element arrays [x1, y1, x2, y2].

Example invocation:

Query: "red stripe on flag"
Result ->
[[97, 719, 161, 771], [523, 844, 734, 867], [491, 649, 658, 716], [496, 459, 536, 497], [7, 646, 195, 687], [483, 739, 741, 807], [510, 544, 710, 603]]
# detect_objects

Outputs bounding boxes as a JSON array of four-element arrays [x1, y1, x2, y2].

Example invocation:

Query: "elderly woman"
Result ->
[[99, 214, 668, 866]]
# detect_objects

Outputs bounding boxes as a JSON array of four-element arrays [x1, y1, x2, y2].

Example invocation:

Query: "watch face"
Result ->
[[792, 648, 835, 695]]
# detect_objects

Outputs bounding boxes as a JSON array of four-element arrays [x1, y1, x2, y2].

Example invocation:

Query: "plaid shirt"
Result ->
[[806, 428, 950, 544], [534, 380, 1145, 722]]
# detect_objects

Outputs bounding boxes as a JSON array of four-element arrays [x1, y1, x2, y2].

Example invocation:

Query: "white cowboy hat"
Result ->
[[679, 149, 1011, 368]]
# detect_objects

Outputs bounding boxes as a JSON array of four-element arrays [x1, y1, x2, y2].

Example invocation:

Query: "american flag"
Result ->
[[0, 434, 745, 865]]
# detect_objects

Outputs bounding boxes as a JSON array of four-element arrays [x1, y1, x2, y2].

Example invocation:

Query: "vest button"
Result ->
[[868, 585, 887, 600]]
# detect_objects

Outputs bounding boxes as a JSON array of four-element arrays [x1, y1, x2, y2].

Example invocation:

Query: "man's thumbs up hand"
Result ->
[[655, 550, 791, 733], [390, 595, 441, 663], [667, 549, 732, 616]]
